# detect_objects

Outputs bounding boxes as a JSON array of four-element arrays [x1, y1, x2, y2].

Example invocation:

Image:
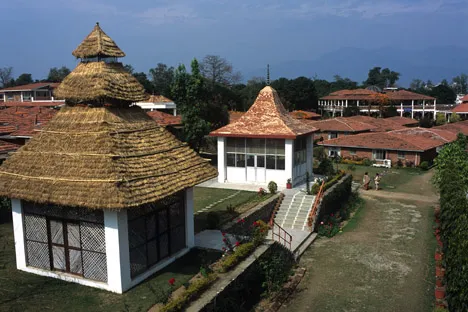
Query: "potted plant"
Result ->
[[286, 178, 292, 189]]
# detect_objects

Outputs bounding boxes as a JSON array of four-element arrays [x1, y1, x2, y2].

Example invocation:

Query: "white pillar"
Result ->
[[306, 135, 313, 178], [285, 139, 294, 187], [20, 93, 24, 102], [433, 99, 437, 120], [345, 99, 348, 107], [217, 137, 226, 183], [173, 108, 177, 116], [11, 199, 26, 270], [357, 100, 360, 107], [411, 100, 414, 119], [400, 102, 403, 117], [422, 100, 425, 118], [104, 210, 131, 294], [185, 188, 195, 248]]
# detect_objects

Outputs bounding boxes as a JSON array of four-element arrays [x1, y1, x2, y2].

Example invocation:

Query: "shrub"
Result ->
[[226, 204, 236, 214], [317, 158, 335, 176], [258, 188, 267, 196], [405, 160, 414, 168], [219, 242, 255, 273], [362, 158, 372, 166], [313, 146, 326, 161], [346, 164, 356, 172], [396, 159, 403, 168], [267, 181, 278, 194], [419, 161, 429, 171], [206, 212, 220, 229]]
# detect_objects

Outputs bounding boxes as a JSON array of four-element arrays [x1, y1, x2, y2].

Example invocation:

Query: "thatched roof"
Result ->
[[72, 22, 125, 58], [54, 61, 149, 103], [0, 106, 217, 209]]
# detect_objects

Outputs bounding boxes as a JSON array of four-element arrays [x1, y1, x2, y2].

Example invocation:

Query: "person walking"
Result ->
[[374, 173, 381, 190], [363, 172, 370, 190]]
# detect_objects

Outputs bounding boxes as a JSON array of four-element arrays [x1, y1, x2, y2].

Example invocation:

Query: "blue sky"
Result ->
[[1, 0, 468, 81]]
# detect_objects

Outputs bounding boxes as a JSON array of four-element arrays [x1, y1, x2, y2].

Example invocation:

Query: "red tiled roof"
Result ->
[[1, 101, 65, 107], [385, 90, 435, 101], [452, 103, 468, 113], [433, 120, 468, 136], [460, 95, 468, 102], [146, 110, 182, 126], [385, 116, 419, 126], [0, 140, 20, 154], [290, 110, 321, 119], [320, 88, 435, 101], [344, 115, 407, 132], [229, 111, 244, 123], [319, 127, 456, 152], [211, 86, 317, 139], [0, 82, 59, 92], [309, 117, 376, 133], [0, 106, 57, 138]]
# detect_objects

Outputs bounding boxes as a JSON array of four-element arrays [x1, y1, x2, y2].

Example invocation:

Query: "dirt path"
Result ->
[[280, 171, 437, 312]]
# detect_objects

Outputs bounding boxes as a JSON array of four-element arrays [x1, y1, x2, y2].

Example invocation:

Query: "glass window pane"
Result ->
[[52, 246, 66, 270], [246, 154, 255, 167], [159, 209, 169, 233], [277, 156, 285, 170], [257, 155, 265, 168], [227, 138, 236, 153], [235, 138, 245, 153], [146, 214, 157, 240], [276, 140, 285, 155], [227, 153, 235, 167], [236, 154, 245, 167], [266, 155, 276, 169], [266, 139, 276, 154], [147, 239, 158, 266], [129, 218, 146, 248]]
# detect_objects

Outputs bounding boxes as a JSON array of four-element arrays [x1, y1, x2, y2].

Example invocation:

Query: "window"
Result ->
[[398, 151, 405, 159], [328, 132, 338, 139], [227, 138, 284, 170], [349, 149, 356, 156], [294, 137, 307, 166], [373, 150, 386, 160], [328, 147, 341, 157], [226, 138, 246, 168], [265, 139, 285, 170], [128, 192, 186, 278]]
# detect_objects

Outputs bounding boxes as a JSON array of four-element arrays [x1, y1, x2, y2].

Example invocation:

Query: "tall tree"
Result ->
[[410, 79, 424, 91], [0, 67, 13, 88], [149, 63, 174, 97], [15, 73, 33, 86], [132, 72, 154, 93], [331, 75, 358, 92], [430, 85, 456, 104], [199, 55, 241, 86], [47, 66, 71, 82], [452, 74, 468, 94], [364, 67, 400, 89]]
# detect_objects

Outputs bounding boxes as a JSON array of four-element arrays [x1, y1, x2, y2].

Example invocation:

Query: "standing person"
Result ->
[[363, 172, 370, 190], [374, 173, 381, 190]]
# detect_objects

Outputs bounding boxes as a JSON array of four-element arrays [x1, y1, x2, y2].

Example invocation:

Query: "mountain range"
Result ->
[[245, 46, 468, 87]]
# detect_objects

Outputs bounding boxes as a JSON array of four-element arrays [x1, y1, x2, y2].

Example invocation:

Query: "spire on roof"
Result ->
[[266, 64, 270, 86], [72, 22, 126, 59]]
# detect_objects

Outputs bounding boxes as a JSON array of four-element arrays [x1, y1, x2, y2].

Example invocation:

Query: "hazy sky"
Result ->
[[1, 0, 468, 80]]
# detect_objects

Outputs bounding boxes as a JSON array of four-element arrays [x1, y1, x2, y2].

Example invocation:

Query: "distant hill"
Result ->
[[246, 46, 468, 87]]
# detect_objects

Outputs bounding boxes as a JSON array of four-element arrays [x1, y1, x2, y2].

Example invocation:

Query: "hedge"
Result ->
[[315, 174, 353, 226]]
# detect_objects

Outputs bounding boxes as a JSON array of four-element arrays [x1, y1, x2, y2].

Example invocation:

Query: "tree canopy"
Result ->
[[15, 73, 33, 86], [364, 67, 400, 89], [199, 55, 242, 87], [47, 66, 71, 82]]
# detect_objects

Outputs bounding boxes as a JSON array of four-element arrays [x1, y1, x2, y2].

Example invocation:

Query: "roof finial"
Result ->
[[96, 22, 100, 26], [266, 64, 270, 86]]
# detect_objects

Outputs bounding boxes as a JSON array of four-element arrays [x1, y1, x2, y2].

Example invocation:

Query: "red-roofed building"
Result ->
[[319, 88, 437, 120], [211, 86, 318, 187], [0, 82, 64, 105], [433, 120, 468, 136], [451, 103, 468, 117], [134, 94, 177, 116], [0, 140, 20, 162], [318, 127, 457, 167], [290, 110, 321, 120]]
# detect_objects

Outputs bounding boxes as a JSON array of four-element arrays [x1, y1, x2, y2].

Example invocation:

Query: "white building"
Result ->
[[134, 95, 177, 116], [210, 86, 317, 188]]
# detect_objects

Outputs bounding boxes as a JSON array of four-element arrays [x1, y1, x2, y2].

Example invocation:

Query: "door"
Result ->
[[373, 149, 386, 160], [246, 155, 266, 183], [48, 219, 83, 275]]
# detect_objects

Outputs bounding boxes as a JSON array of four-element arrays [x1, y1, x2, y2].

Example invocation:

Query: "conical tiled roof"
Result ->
[[72, 22, 125, 58], [0, 106, 217, 209], [211, 86, 317, 139], [55, 23, 148, 104]]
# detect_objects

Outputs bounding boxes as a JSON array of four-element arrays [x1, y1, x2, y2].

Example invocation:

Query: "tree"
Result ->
[[343, 106, 360, 117], [171, 60, 211, 152], [440, 79, 449, 86], [364, 67, 400, 89], [132, 72, 153, 93], [331, 75, 358, 91], [369, 93, 391, 117], [47, 66, 70, 82], [149, 63, 174, 97], [383, 105, 398, 118], [419, 117, 433, 128], [15, 73, 33, 86], [450, 113, 461, 123], [0, 67, 13, 88], [123, 64, 134, 74], [199, 55, 241, 86], [435, 113, 447, 126], [410, 79, 424, 91], [452, 74, 468, 94], [430, 85, 456, 104]]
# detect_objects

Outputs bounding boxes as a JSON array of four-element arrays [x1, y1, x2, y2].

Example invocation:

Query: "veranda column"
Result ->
[[185, 188, 195, 248], [422, 100, 426, 118], [400, 102, 403, 117], [11, 199, 26, 270], [411, 100, 414, 119], [306, 135, 313, 178], [285, 140, 294, 187], [345, 99, 348, 107], [217, 137, 226, 183], [104, 209, 131, 293], [433, 99, 437, 120]]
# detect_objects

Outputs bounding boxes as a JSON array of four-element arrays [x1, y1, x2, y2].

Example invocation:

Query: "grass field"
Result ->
[[0, 222, 220, 312]]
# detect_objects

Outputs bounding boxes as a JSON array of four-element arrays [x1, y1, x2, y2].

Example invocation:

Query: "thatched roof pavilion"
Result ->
[[0, 23, 216, 293]]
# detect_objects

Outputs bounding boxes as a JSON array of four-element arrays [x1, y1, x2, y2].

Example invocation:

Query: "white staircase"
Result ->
[[274, 192, 316, 230]]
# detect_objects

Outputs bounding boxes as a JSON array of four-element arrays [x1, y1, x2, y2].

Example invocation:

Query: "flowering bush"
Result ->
[[258, 188, 267, 196], [168, 277, 176, 286], [267, 181, 278, 194]]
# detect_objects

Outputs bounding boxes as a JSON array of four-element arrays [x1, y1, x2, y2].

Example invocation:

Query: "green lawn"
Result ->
[[337, 164, 427, 193], [193, 187, 272, 233], [0, 222, 221, 312]]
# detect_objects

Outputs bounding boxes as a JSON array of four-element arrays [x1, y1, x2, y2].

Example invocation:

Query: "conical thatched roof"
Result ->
[[54, 62, 148, 103], [211, 86, 317, 139], [0, 106, 217, 209], [72, 22, 125, 58]]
